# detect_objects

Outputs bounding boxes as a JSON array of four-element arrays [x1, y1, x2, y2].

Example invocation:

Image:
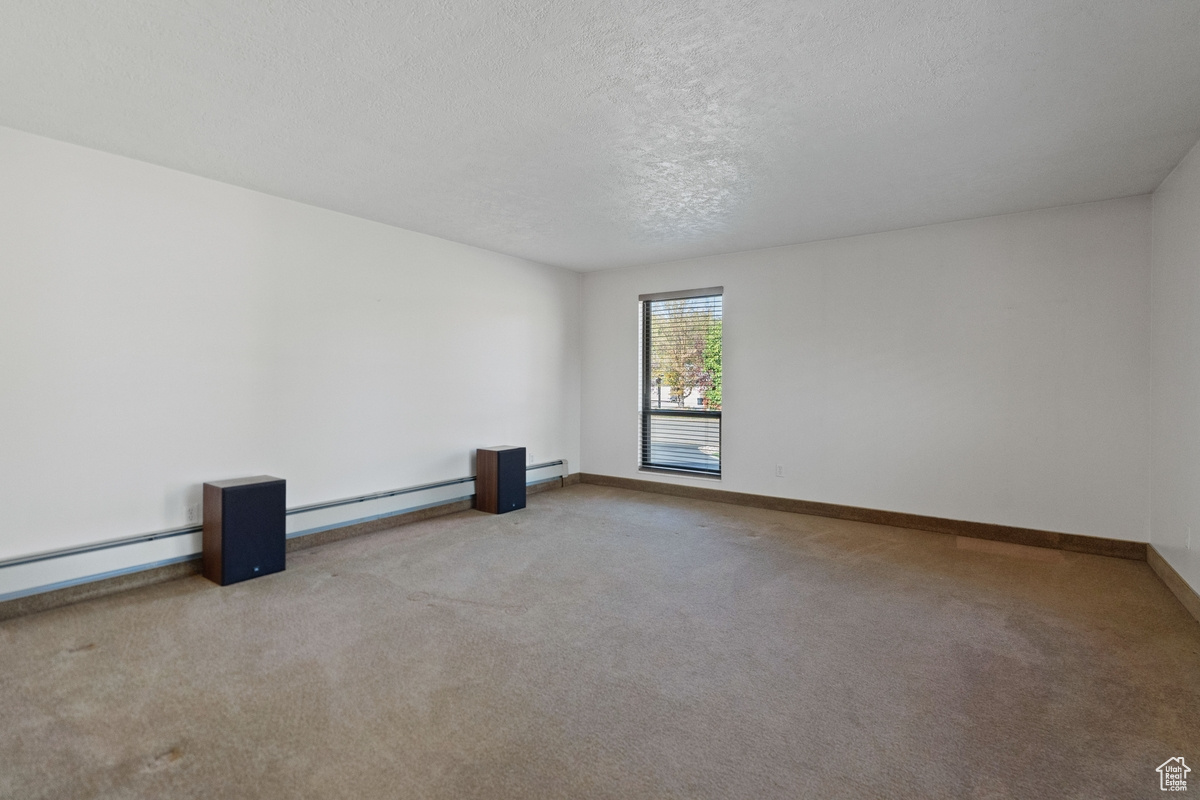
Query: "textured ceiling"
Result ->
[[2, 1, 1199, 270]]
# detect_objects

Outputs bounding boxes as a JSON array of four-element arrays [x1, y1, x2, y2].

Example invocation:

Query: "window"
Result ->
[[640, 288, 723, 475]]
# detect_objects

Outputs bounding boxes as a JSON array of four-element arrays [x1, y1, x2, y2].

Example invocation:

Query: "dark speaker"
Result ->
[[202, 476, 286, 586], [476, 446, 526, 514]]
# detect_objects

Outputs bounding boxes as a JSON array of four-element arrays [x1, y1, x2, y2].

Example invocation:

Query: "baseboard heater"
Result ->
[[0, 460, 566, 604]]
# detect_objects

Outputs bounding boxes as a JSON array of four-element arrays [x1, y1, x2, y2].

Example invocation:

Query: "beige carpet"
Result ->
[[1, 484, 1197, 799]]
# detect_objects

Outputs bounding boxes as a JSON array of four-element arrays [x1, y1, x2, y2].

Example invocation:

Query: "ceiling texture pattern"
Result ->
[[2, 0, 1199, 270]]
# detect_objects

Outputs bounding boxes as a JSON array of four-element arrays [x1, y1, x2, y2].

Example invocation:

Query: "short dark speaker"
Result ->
[[476, 446, 526, 514], [202, 476, 286, 586]]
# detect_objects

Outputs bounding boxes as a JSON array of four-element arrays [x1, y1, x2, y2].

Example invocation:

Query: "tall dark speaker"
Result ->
[[476, 446, 526, 514], [202, 476, 286, 586]]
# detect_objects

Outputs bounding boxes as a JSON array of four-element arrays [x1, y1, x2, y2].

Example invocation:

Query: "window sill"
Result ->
[[638, 467, 722, 481]]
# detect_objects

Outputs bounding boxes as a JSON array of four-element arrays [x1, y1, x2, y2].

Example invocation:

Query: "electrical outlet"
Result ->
[[775, 464, 784, 478], [186, 504, 200, 524]]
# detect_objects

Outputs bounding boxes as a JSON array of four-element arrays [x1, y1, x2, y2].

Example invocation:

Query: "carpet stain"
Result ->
[[67, 642, 96, 653], [143, 746, 183, 772], [407, 590, 527, 616]]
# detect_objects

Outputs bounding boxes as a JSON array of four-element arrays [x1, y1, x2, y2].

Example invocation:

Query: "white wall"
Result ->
[[0, 126, 581, 564], [1, 121, 1179, 598], [582, 197, 1152, 542], [1151, 136, 1200, 594]]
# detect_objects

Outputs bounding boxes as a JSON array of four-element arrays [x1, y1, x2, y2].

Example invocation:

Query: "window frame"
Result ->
[[639, 287, 723, 478]]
